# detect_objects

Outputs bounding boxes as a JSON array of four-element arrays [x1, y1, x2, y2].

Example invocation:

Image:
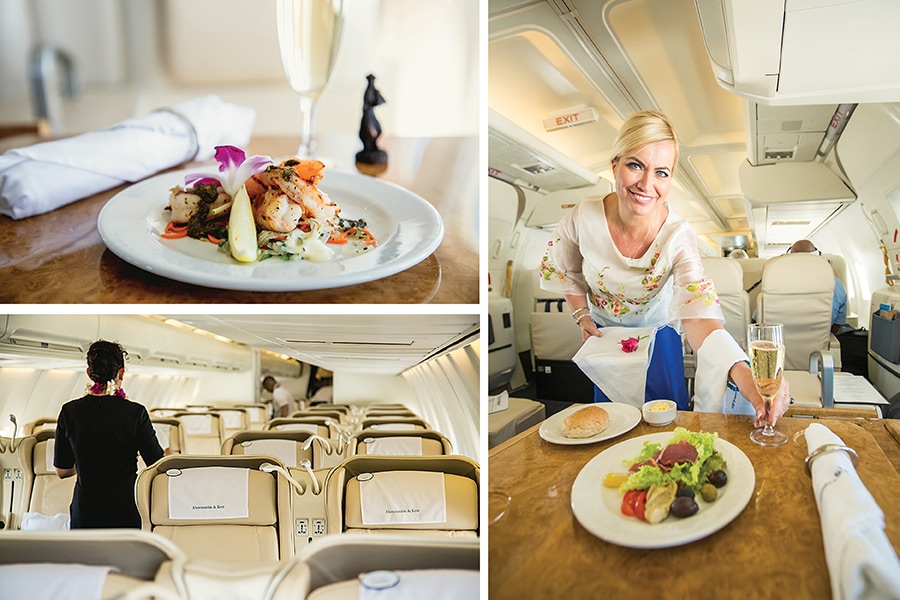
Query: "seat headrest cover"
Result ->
[[240, 439, 298, 467], [701, 257, 743, 293], [762, 254, 835, 294], [180, 414, 213, 435], [150, 467, 282, 525], [357, 471, 446, 525], [363, 437, 424, 456]]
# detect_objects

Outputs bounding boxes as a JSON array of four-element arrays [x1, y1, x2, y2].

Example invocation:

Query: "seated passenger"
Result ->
[[789, 240, 848, 334]]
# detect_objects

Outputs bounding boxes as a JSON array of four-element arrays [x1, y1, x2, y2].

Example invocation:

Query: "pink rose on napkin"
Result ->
[[620, 335, 648, 353]]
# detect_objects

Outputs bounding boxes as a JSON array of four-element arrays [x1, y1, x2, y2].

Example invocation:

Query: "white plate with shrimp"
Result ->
[[97, 168, 444, 291]]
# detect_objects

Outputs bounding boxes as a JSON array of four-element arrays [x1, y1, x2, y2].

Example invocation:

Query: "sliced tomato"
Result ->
[[621, 490, 647, 521], [633, 490, 647, 521]]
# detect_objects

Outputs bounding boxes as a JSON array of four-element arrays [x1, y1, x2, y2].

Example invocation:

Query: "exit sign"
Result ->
[[543, 106, 599, 132]]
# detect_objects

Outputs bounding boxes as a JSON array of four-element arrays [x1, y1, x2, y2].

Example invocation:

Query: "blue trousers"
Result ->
[[592, 325, 690, 410]]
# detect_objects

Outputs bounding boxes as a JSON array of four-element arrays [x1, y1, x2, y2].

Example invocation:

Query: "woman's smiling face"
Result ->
[[612, 140, 676, 217]]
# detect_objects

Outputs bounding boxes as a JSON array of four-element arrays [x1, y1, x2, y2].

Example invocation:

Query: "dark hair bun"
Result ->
[[86, 340, 127, 382]]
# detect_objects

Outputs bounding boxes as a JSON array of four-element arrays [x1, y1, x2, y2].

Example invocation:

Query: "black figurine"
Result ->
[[355, 74, 388, 175]]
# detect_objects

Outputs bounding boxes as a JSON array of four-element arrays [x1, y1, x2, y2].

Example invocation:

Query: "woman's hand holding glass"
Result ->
[[730, 361, 790, 427]]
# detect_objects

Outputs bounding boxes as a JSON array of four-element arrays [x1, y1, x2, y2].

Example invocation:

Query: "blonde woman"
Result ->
[[540, 110, 789, 425]]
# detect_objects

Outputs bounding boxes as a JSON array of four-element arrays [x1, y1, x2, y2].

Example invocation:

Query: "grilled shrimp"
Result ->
[[247, 160, 340, 230], [252, 188, 305, 233]]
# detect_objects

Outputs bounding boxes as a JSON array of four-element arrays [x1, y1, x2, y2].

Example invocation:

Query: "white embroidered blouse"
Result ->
[[539, 197, 724, 329]]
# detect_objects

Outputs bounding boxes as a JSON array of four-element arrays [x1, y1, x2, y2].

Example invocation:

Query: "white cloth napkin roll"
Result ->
[[571, 326, 655, 407], [805, 422, 900, 599], [0, 95, 255, 220]]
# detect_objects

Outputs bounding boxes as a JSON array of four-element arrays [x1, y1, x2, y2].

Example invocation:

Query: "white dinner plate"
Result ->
[[97, 169, 444, 291], [539, 403, 642, 445], [570, 432, 755, 549]]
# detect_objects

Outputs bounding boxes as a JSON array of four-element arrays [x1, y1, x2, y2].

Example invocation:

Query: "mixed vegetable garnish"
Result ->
[[603, 428, 729, 524], [164, 145, 376, 263]]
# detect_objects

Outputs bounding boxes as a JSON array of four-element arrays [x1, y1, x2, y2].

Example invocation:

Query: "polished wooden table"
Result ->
[[488, 412, 900, 598], [0, 135, 478, 304]]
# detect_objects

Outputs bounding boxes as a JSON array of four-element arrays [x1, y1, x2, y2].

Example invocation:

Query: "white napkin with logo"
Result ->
[[0, 95, 255, 219], [805, 422, 900, 599], [571, 326, 655, 407]]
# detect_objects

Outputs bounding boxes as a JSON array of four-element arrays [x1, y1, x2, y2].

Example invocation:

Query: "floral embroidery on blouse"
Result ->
[[539, 239, 567, 283], [679, 279, 720, 310], [590, 249, 669, 318]]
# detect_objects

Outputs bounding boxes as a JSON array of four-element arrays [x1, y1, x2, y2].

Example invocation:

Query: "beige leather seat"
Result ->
[[734, 257, 767, 315], [174, 411, 226, 455], [757, 253, 838, 407], [359, 417, 430, 431], [323, 456, 479, 538], [16, 430, 76, 530], [150, 417, 185, 455], [136, 455, 293, 565], [363, 408, 418, 419], [702, 257, 752, 350], [266, 417, 331, 438], [0, 529, 185, 600], [349, 429, 453, 456], [149, 407, 182, 418], [138, 417, 185, 470], [211, 407, 250, 439], [529, 271, 583, 365], [222, 430, 325, 468], [234, 403, 270, 430], [298, 534, 479, 600], [488, 397, 546, 448], [20, 418, 56, 436], [291, 409, 346, 422]]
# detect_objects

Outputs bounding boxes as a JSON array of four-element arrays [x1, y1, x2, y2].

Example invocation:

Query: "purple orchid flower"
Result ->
[[184, 145, 273, 197]]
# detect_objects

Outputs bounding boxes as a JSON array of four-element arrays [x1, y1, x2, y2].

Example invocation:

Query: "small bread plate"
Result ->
[[571, 432, 755, 548], [539, 403, 641, 445]]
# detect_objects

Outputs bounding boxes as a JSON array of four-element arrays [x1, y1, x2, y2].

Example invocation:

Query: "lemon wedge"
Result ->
[[228, 185, 257, 262]]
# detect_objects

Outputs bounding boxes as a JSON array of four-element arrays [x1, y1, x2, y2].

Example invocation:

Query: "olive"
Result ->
[[700, 483, 718, 502], [670, 496, 699, 518], [675, 486, 695, 499], [708, 470, 728, 488]]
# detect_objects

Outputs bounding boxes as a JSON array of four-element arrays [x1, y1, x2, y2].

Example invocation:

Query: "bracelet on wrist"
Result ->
[[575, 313, 592, 325], [571, 307, 589, 321]]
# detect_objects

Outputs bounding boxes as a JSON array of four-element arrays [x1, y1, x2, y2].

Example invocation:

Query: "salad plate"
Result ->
[[570, 432, 755, 548], [97, 168, 443, 291], [539, 403, 641, 445]]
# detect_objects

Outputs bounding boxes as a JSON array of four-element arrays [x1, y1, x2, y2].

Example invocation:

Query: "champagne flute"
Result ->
[[748, 323, 788, 446], [275, 0, 345, 158]]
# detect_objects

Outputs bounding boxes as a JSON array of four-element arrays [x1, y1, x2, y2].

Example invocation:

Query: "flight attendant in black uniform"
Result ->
[[54, 340, 170, 528]]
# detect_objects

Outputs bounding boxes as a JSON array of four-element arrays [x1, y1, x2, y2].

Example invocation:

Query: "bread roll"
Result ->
[[561, 405, 609, 438]]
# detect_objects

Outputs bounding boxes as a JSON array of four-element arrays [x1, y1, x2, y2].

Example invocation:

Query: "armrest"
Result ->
[[808, 350, 834, 408]]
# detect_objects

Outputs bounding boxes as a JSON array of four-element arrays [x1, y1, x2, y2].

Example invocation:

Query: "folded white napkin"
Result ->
[[571, 326, 655, 407], [805, 422, 900, 599], [358, 569, 480, 600], [0, 95, 255, 219]]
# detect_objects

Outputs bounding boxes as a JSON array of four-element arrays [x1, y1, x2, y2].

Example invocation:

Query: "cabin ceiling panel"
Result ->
[[162, 315, 479, 376], [489, 30, 620, 170], [688, 151, 745, 196]]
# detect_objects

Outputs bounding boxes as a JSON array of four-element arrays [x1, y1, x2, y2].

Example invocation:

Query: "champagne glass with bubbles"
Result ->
[[748, 323, 788, 446], [276, 0, 344, 158]]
